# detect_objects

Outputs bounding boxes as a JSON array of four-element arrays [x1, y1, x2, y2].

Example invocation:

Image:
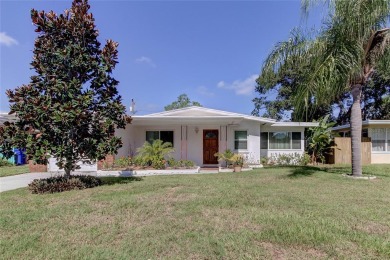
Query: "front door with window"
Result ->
[[203, 129, 219, 164]]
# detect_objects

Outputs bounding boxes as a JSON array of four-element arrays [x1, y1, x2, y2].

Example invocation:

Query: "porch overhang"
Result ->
[[131, 116, 246, 126]]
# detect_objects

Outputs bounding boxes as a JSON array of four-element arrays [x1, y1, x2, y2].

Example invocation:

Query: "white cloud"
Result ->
[[217, 74, 258, 96], [197, 86, 214, 97], [135, 56, 156, 67], [217, 81, 225, 88], [0, 32, 18, 47]]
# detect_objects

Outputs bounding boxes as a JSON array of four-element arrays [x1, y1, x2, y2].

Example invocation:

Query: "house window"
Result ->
[[268, 132, 302, 150], [234, 131, 247, 150], [146, 131, 174, 146], [292, 132, 302, 149], [260, 132, 268, 149], [371, 128, 388, 152], [269, 132, 291, 149]]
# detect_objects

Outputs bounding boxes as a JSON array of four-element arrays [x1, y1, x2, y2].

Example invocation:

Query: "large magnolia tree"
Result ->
[[0, 0, 131, 177], [258, 0, 390, 176]]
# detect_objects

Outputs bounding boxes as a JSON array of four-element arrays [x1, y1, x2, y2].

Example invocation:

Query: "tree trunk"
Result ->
[[350, 84, 363, 176], [64, 167, 71, 178]]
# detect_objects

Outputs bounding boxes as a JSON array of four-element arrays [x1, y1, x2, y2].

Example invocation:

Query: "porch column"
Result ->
[[219, 125, 228, 151], [180, 125, 188, 160]]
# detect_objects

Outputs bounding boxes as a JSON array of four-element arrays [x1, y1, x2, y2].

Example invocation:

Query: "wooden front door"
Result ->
[[203, 129, 219, 164]]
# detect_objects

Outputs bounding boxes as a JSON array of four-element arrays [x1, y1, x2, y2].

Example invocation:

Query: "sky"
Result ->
[[0, 0, 324, 116]]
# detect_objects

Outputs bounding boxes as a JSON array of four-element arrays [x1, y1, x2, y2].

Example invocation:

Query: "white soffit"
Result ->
[[332, 120, 390, 131], [271, 122, 319, 127], [134, 106, 276, 124]]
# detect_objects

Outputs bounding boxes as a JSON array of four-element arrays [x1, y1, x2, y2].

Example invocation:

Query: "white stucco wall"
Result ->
[[48, 157, 97, 172], [227, 121, 261, 164], [368, 127, 390, 164], [116, 124, 182, 160], [118, 121, 263, 166], [116, 121, 308, 166]]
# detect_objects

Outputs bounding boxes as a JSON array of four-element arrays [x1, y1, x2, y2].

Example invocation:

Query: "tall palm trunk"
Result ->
[[350, 84, 363, 176]]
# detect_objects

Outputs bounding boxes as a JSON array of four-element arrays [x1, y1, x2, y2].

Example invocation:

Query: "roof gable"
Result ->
[[134, 106, 276, 124], [145, 106, 250, 117]]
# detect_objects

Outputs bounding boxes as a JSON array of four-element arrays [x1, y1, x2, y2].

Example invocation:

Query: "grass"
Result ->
[[0, 165, 29, 177], [1, 164, 389, 259]]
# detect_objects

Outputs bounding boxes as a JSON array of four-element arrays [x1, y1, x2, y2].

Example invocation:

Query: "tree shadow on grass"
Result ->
[[99, 176, 143, 186], [287, 166, 322, 178]]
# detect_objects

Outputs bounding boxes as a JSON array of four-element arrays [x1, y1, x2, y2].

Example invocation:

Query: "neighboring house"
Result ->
[[115, 106, 317, 167], [332, 120, 390, 164]]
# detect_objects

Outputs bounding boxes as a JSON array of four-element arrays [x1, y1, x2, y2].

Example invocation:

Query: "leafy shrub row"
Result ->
[[167, 158, 195, 168], [264, 152, 311, 166], [29, 175, 102, 194], [105, 157, 197, 170]]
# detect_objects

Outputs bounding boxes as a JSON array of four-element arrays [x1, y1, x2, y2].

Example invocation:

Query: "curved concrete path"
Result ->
[[0, 173, 53, 192]]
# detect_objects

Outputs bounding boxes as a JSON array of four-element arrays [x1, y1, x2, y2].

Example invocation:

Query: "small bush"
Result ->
[[29, 175, 102, 194], [267, 152, 311, 166], [0, 158, 13, 167], [182, 160, 195, 168], [167, 159, 195, 168], [167, 158, 179, 168], [113, 156, 133, 168]]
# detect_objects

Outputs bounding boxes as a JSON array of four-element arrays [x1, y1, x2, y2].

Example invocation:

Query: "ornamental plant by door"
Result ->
[[232, 154, 244, 172]]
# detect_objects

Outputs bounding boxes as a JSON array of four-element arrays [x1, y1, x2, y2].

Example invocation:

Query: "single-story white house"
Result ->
[[1, 107, 318, 171], [112, 106, 317, 168], [332, 119, 390, 164]]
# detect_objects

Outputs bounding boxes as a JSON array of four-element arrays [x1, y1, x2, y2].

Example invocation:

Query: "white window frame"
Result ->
[[262, 131, 302, 150], [146, 130, 174, 147], [234, 130, 248, 151], [370, 128, 389, 153]]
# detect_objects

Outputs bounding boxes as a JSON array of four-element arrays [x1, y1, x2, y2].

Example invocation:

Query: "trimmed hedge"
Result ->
[[29, 175, 102, 194]]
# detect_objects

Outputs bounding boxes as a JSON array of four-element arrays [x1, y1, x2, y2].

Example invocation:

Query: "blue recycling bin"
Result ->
[[14, 149, 26, 165]]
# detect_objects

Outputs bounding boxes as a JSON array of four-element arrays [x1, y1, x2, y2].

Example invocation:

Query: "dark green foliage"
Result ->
[[252, 69, 335, 122], [164, 94, 202, 111], [28, 175, 102, 194], [0, 0, 131, 177], [336, 73, 390, 124], [306, 115, 336, 164], [253, 71, 390, 122]]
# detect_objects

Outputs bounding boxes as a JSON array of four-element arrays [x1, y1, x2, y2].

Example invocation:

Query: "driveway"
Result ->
[[0, 173, 53, 192]]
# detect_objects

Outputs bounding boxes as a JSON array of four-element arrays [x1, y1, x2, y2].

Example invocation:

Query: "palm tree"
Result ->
[[136, 140, 174, 169], [258, 0, 390, 176]]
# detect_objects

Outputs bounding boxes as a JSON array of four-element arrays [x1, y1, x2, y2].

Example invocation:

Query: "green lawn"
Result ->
[[1, 165, 389, 259], [0, 165, 29, 177]]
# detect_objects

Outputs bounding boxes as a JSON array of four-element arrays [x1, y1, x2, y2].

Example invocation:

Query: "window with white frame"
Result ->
[[371, 128, 389, 152], [146, 131, 174, 146], [234, 131, 247, 150], [261, 132, 301, 150]]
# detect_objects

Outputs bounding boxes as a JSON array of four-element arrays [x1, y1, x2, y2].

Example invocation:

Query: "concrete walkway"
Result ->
[[0, 172, 53, 192]]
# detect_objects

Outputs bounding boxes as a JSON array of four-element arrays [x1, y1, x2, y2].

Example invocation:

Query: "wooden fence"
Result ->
[[326, 137, 371, 165]]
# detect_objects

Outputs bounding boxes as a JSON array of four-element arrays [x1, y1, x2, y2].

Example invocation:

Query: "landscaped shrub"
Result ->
[[181, 160, 195, 168], [113, 156, 133, 168], [267, 152, 311, 166], [167, 158, 179, 168], [28, 175, 102, 194], [135, 140, 174, 169], [0, 158, 13, 167], [167, 158, 196, 169]]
